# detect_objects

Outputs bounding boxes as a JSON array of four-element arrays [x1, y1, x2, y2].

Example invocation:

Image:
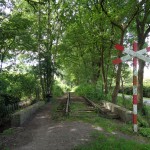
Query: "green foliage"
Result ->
[[143, 86, 150, 98], [0, 94, 20, 123], [119, 86, 132, 96], [74, 133, 150, 150], [0, 72, 39, 100], [70, 101, 89, 112], [75, 84, 105, 101], [138, 114, 149, 128], [0, 96, 5, 118], [117, 96, 132, 110], [139, 128, 150, 138], [1, 128, 14, 136], [142, 105, 150, 125], [0, 94, 20, 106], [52, 83, 64, 97], [119, 86, 150, 98]]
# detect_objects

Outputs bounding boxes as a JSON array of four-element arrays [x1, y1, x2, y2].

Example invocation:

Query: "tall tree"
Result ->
[[99, 0, 142, 103], [136, 0, 150, 110]]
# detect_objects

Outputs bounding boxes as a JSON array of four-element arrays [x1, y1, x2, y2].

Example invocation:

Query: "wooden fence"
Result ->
[[0, 100, 32, 126]]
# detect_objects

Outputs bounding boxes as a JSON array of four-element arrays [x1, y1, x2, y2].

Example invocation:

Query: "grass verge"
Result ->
[[74, 133, 150, 150]]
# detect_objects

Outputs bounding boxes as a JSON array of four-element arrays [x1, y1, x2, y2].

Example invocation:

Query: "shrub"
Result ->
[[52, 84, 64, 97], [0, 94, 20, 123], [75, 84, 105, 101], [139, 128, 150, 138], [119, 86, 150, 98], [0, 72, 39, 100], [142, 105, 150, 126], [138, 114, 149, 128], [0, 94, 20, 106]]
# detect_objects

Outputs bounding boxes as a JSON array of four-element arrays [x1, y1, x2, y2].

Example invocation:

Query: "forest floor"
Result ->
[[0, 95, 149, 150]]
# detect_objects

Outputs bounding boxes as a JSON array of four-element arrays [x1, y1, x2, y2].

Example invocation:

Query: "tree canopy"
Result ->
[[0, 0, 150, 109]]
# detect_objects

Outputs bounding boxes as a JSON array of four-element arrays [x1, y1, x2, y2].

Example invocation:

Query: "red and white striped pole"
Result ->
[[133, 42, 138, 132]]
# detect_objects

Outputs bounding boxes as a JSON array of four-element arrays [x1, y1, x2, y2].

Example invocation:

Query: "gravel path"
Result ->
[[1, 102, 97, 150]]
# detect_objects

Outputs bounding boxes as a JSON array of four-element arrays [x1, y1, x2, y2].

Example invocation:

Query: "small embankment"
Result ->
[[101, 101, 132, 122], [11, 101, 45, 127], [83, 97, 132, 122]]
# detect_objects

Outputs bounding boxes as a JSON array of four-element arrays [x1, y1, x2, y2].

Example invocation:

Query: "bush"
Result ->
[[138, 114, 149, 128], [143, 86, 150, 98], [0, 94, 20, 106], [52, 84, 64, 97], [0, 94, 20, 123], [119, 86, 150, 98], [0, 72, 39, 100], [142, 105, 150, 125], [75, 84, 105, 101], [139, 128, 150, 138]]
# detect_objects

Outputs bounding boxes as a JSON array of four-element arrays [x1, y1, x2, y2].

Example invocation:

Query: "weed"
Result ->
[[1, 128, 14, 136], [139, 128, 150, 138]]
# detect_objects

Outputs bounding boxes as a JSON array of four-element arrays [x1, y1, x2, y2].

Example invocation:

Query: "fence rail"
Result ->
[[0, 100, 32, 126]]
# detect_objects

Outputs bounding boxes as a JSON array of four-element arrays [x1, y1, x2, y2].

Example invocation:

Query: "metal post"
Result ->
[[133, 42, 138, 132]]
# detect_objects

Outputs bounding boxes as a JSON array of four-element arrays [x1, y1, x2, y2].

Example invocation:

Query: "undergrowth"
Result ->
[[75, 84, 107, 101]]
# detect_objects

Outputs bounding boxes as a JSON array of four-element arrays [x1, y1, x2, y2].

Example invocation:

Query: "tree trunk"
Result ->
[[38, 0, 45, 99], [121, 75, 126, 107], [101, 48, 108, 95], [46, 0, 52, 98], [138, 59, 145, 110], [135, 0, 150, 110], [0, 49, 3, 73]]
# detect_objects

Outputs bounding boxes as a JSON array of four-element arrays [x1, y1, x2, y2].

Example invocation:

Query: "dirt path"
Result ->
[[0, 102, 97, 150]]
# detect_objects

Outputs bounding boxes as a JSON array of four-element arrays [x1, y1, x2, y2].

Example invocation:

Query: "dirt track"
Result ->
[[0, 102, 97, 150]]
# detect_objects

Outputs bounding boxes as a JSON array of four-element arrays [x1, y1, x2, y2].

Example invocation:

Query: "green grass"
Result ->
[[117, 94, 132, 110], [66, 113, 132, 134], [1, 128, 14, 136], [74, 133, 150, 150], [62, 100, 132, 134], [70, 102, 88, 111]]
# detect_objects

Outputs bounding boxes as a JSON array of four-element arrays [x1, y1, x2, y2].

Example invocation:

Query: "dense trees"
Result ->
[[0, 0, 150, 111]]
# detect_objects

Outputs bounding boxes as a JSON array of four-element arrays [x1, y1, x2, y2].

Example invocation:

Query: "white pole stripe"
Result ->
[[133, 86, 137, 94], [133, 105, 137, 114], [133, 68, 138, 76], [134, 124, 138, 132]]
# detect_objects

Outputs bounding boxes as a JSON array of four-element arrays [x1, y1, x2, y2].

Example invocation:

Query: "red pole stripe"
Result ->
[[133, 95, 138, 104], [133, 42, 138, 52], [133, 114, 137, 124], [146, 47, 150, 52]]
